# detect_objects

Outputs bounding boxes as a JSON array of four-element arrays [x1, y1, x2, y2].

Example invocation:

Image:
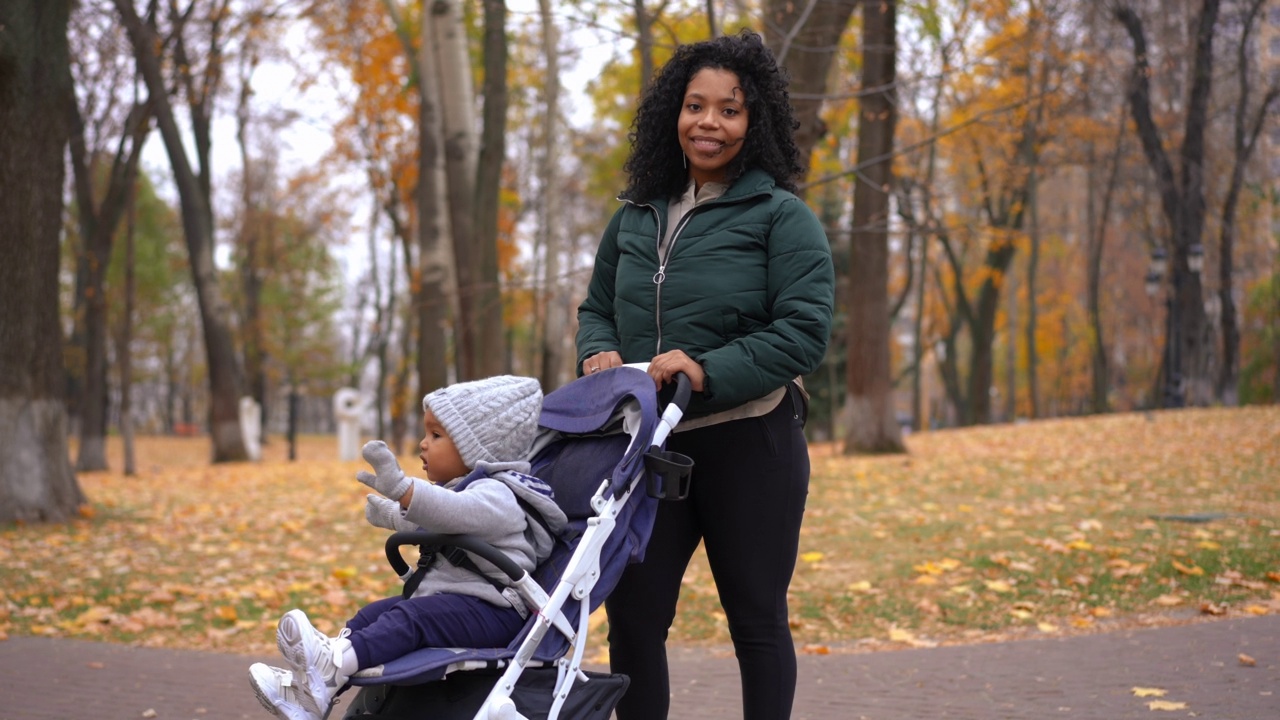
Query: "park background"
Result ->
[[1, 0, 1279, 659]]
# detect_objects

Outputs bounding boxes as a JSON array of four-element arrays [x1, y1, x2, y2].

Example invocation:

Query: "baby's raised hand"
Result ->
[[357, 440, 412, 500]]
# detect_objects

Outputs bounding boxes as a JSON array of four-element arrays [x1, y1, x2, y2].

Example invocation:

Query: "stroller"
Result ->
[[338, 366, 694, 720]]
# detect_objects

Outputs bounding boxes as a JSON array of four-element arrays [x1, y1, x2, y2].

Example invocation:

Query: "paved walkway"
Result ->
[[2, 615, 1276, 720]]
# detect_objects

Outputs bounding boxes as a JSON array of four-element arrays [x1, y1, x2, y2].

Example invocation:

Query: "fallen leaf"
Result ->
[[1172, 560, 1204, 576], [802, 644, 830, 655], [142, 710, 158, 718], [1200, 601, 1227, 616], [1132, 687, 1167, 698], [1147, 700, 1187, 711], [1238, 654, 1256, 667], [984, 580, 1013, 593]]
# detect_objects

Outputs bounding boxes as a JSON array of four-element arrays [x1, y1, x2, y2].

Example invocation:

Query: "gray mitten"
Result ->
[[357, 440, 412, 500], [363, 494, 418, 532]]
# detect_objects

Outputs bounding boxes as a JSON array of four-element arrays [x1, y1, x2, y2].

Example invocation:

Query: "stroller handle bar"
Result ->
[[384, 531, 526, 582]]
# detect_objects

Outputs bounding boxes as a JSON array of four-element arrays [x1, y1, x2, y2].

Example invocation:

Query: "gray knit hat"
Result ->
[[422, 375, 543, 468]]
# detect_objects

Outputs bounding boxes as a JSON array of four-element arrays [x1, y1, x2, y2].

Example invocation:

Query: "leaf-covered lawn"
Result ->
[[2, 406, 1277, 658]]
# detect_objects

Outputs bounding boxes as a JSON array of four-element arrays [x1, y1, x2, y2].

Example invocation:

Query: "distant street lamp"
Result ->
[[1146, 243, 1205, 408]]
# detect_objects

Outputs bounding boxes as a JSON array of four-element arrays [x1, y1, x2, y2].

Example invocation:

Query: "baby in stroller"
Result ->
[[249, 375, 568, 720]]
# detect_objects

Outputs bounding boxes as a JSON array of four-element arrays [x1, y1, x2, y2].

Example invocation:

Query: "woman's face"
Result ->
[[677, 67, 749, 189]]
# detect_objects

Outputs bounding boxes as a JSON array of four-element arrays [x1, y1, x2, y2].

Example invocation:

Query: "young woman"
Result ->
[[576, 29, 835, 720]]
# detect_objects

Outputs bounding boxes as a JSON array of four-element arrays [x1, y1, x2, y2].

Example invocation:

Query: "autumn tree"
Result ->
[[0, 0, 87, 523], [66, 0, 152, 471], [113, 0, 248, 461]]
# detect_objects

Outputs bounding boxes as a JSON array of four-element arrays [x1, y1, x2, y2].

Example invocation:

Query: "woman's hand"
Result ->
[[648, 349, 705, 392], [582, 350, 623, 376]]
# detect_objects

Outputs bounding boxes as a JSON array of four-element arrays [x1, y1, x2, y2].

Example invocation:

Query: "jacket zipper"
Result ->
[[630, 184, 770, 356]]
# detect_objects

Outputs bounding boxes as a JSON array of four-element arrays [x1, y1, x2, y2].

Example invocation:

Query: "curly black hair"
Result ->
[[621, 29, 804, 201]]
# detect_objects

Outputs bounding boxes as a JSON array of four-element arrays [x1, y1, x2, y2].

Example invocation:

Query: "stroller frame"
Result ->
[[339, 367, 693, 720]]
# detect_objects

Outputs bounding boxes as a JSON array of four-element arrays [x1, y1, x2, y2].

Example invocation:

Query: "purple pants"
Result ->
[[344, 593, 526, 670]]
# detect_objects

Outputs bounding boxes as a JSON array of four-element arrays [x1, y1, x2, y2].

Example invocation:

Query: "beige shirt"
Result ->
[[662, 179, 795, 432]]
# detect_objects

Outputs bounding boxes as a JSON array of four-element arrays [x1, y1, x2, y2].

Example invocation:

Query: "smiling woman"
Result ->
[[677, 68, 749, 190], [574, 29, 835, 720]]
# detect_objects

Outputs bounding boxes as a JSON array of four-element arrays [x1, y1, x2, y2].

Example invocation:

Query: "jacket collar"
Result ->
[[626, 168, 778, 212]]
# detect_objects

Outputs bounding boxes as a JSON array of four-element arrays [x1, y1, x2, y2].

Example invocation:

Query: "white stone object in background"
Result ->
[[333, 388, 366, 461], [240, 396, 262, 461]]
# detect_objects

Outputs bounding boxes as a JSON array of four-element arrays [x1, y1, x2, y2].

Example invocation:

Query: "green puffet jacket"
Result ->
[[577, 168, 836, 418]]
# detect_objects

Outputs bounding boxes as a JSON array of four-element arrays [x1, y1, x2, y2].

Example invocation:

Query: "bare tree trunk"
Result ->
[[114, 0, 248, 460], [67, 94, 150, 472], [0, 0, 86, 523], [763, 0, 859, 165], [537, 0, 568, 391], [1005, 262, 1018, 421], [120, 182, 138, 476], [844, 0, 904, 454], [634, 0, 655, 91], [1025, 165, 1040, 419], [475, 0, 510, 380], [1086, 122, 1125, 415], [1217, 0, 1280, 406], [235, 63, 269, 448], [1115, 0, 1219, 407]]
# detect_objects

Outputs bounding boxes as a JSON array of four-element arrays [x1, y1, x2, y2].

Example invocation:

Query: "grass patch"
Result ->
[[2, 407, 1278, 656]]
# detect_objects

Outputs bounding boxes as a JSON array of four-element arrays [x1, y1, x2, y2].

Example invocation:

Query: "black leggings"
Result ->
[[605, 390, 810, 720]]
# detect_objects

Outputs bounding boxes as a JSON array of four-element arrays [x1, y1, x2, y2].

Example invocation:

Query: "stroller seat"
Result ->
[[339, 367, 693, 720]]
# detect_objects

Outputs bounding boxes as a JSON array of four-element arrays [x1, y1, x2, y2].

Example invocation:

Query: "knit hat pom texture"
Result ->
[[423, 375, 543, 469]]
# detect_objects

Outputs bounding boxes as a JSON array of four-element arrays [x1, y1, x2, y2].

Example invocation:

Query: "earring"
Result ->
[[682, 153, 687, 169]]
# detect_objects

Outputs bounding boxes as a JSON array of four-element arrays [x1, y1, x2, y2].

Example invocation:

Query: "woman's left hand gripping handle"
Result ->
[[357, 440, 412, 501]]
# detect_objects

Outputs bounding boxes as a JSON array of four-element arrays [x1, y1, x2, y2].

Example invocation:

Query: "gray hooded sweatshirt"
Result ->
[[399, 459, 568, 618]]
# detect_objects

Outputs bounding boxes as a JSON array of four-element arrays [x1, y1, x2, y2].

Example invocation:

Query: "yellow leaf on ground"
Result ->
[[214, 606, 238, 623], [847, 580, 873, 593], [1172, 560, 1204, 576], [984, 580, 1013, 593], [1036, 622, 1059, 633], [888, 627, 916, 643], [1244, 604, 1270, 615], [1239, 653, 1256, 666], [1152, 594, 1184, 607], [800, 552, 824, 563], [1132, 687, 1167, 697], [1147, 700, 1187, 711]]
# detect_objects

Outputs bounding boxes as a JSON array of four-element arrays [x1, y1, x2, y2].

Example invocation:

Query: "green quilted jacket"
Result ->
[[576, 169, 835, 418]]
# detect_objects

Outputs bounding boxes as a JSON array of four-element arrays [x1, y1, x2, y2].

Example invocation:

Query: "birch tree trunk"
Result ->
[[432, 0, 486, 379], [415, 0, 452, 397]]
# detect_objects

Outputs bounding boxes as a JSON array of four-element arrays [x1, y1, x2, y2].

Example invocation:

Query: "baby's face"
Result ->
[[419, 410, 468, 484]]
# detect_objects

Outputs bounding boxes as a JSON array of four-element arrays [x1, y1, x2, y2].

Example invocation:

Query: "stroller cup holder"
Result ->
[[643, 446, 693, 500]]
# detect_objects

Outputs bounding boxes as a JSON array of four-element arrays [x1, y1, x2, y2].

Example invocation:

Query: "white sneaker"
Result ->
[[276, 609, 351, 718], [248, 663, 317, 720]]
